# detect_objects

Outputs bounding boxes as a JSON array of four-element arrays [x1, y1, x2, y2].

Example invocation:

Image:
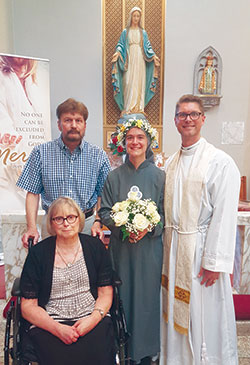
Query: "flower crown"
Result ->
[[109, 118, 158, 156]]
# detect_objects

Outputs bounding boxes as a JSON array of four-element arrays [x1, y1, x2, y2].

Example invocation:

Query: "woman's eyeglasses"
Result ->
[[52, 215, 78, 225]]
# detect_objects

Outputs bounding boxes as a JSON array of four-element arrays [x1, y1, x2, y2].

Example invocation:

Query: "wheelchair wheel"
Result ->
[[4, 296, 22, 365], [118, 345, 126, 364], [118, 344, 131, 365], [12, 296, 22, 364]]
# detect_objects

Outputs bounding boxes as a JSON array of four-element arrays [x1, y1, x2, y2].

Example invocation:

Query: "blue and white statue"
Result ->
[[111, 6, 160, 117]]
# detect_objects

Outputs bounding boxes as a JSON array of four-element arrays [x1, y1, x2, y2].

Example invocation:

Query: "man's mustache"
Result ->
[[67, 130, 80, 134]]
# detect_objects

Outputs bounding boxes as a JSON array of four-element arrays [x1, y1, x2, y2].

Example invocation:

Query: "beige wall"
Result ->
[[0, 0, 13, 53], [163, 0, 250, 198]]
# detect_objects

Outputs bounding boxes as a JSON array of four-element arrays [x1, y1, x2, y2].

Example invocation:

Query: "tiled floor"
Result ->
[[237, 321, 250, 364], [0, 298, 249, 364]]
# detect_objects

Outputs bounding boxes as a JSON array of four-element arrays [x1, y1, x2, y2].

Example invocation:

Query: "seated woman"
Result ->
[[20, 197, 115, 365]]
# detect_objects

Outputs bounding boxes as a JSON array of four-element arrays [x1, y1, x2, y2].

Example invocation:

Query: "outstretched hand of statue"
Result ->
[[112, 52, 119, 63], [153, 55, 160, 67]]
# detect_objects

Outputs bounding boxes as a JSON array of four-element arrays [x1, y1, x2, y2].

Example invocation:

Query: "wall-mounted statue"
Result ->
[[198, 52, 216, 94], [194, 46, 222, 109], [111, 6, 160, 117]]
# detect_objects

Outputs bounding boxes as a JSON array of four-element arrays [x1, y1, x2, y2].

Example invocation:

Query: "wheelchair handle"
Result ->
[[28, 237, 34, 250]]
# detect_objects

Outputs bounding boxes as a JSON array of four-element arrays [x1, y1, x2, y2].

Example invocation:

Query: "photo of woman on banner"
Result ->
[[0, 54, 50, 211], [0, 56, 38, 142]]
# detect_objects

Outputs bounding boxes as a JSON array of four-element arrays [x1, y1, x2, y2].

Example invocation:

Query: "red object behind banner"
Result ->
[[233, 294, 250, 320], [0, 264, 5, 299]]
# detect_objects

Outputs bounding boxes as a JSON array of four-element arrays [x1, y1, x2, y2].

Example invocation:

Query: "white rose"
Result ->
[[113, 211, 129, 226], [151, 211, 161, 225], [133, 214, 149, 231], [120, 200, 130, 210], [112, 202, 122, 212], [146, 202, 157, 216]]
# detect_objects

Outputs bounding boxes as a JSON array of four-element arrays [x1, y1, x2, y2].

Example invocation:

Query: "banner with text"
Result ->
[[0, 54, 51, 212]]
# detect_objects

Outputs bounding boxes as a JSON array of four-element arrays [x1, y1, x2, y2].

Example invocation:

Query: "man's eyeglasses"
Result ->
[[52, 215, 78, 225], [176, 112, 202, 121]]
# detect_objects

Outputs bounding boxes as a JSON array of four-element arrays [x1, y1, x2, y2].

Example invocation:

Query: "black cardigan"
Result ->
[[20, 233, 113, 309]]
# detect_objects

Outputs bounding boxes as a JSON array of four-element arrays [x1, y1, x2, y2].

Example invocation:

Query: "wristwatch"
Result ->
[[93, 308, 104, 319]]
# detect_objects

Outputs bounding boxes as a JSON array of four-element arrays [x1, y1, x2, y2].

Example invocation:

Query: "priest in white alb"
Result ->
[[161, 94, 240, 365]]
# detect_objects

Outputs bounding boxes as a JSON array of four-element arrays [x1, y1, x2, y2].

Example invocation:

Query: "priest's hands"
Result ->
[[198, 267, 220, 287]]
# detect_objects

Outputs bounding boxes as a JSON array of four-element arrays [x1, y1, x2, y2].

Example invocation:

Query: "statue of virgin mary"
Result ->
[[111, 7, 160, 116]]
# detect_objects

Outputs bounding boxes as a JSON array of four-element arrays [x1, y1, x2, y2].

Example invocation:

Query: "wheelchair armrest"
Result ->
[[11, 277, 21, 296]]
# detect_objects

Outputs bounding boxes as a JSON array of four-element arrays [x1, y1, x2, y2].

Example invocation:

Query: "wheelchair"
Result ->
[[3, 242, 130, 365], [4, 277, 38, 365]]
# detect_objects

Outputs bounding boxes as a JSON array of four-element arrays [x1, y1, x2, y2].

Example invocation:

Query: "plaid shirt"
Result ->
[[16, 136, 111, 213]]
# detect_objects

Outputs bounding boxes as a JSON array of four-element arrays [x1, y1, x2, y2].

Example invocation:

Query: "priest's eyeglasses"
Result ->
[[176, 112, 202, 121], [52, 215, 78, 225]]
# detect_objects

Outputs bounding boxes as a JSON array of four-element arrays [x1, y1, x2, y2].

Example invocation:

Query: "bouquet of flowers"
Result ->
[[111, 186, 162, 242]]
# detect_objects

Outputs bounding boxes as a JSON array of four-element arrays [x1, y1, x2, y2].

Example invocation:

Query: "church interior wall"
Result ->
[[1, 0, 250, 198], [9, 0, 104, 148], [0, 0, 13, 53], [163, 0, 250, 198]]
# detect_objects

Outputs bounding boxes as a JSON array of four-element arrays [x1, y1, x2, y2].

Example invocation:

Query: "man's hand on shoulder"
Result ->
[[22, 228, 40, 248], [91, 221, 104, 242], [198, 267, 220, 287]]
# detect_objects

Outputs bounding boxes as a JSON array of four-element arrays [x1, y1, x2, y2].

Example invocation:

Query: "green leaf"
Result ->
[[121, 226, 130, 241], [128, 213, 134, 220]]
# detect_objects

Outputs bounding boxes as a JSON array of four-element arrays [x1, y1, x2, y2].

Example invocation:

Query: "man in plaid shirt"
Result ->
[[17, 98, 111, 247]]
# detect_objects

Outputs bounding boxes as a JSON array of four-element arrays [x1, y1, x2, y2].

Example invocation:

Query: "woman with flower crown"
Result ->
[[112, 7, 160, 116], [99, 119, 165, 365]]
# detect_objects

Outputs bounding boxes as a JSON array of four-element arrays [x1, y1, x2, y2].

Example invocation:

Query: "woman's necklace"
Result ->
[[56, 242, 81, 268]]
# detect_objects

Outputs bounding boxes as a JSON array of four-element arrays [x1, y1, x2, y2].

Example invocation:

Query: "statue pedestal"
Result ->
[[117, 113, 147, 124], [196, 94, 222, 110]]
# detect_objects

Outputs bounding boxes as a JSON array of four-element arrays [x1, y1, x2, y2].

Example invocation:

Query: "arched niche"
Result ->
[[193, 46, 222, 109]]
